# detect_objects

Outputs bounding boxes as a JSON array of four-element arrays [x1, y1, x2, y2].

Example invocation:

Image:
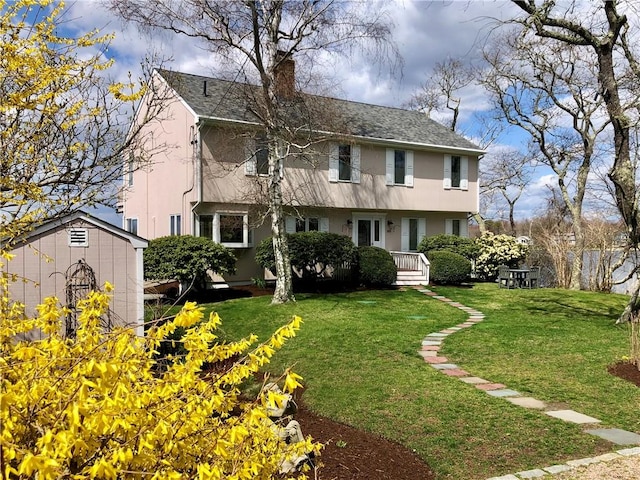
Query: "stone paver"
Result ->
[[421, 345, 440, 351], [566, 457, 599, 467], [441, 368, 469, 377], [585, 428, 640, 445], [592, 452, 622, 462], [413, 286, 640, 480], [486, 388, 520, 397], [543, 465, 573, 474], [545, 410, 601, 424], [618, 447, 640, 456], [475, 383, 507, 391], [459, 376, 490, 384], [431, 363, 459, 370], [417, 350, 439, 357], [506, 397, 547, 410], [422, 356, 448, 364], [516, 468, 547, 478]]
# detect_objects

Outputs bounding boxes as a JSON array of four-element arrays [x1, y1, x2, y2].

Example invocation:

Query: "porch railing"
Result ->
[[390, 251, 430, 284]]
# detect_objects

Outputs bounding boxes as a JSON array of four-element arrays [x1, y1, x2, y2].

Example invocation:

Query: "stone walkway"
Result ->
[[413, 287, 640, 480]]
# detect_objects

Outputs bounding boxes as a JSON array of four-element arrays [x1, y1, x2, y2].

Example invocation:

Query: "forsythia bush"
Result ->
[[474, 232, 528, 280], [0, 280, 320, 479]]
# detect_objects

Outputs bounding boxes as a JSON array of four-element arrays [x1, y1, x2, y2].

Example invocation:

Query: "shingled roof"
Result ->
[[157, 69, 483, 154]]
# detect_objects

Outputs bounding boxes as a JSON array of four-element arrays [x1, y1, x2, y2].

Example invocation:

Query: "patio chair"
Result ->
[[498, 265, 513, 289], [525, 266, 540, 289]]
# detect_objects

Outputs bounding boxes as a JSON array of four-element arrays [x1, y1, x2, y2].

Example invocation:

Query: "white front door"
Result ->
[[354, 215, 385, 248]]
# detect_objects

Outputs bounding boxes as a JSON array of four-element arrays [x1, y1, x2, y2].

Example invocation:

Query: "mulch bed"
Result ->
[[608, 360, 640, 388], [222, 286, 640, 479]]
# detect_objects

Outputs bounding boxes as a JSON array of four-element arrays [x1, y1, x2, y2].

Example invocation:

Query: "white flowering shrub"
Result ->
[[475, 232, 528, 280]]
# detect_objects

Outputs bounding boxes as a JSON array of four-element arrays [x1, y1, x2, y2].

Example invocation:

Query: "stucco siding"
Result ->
[[199, 135, 479, 213], [123, 92, 198, 238]]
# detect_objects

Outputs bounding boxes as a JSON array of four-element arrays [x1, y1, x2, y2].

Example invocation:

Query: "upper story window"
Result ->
[[444, 155, 469, 190], [170, 214, 181, 236], [386, 149, 414, 187], [339, 145, 351, 181], [245, 136, 272, 176], [126, 218, 138, 236], [394, 150, 405, 184], [255, 138, 269, 176], [329, 143, 360, 184], [127, 152, 134, 187]]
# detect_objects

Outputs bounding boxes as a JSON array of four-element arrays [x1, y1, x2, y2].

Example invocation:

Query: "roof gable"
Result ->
[[24, 211, 148, 249]]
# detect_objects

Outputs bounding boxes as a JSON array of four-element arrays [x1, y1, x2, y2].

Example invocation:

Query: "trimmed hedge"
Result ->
[[429, 250, 471, 285], [357, 246, 397, 287], [418, 234, 479, 260], [255, 231, 356, 280], [144, 235, 236, 287]]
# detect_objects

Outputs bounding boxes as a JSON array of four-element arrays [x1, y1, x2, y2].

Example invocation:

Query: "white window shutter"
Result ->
[[405, 150, 414, 187], [401, 217, 410, 251], [443, 155, 452, 189], [445, 219, 453, 235], [460, 219, 469, 237], [213, 214, 221, 243], [460, 156, 469, 190], [244, 139, 256, 176], [319, 217, 329, 232], [418, 218, 426, 245], [285, 216, 296, 233], [329, 143, 339, 182], [385, 149, 394, 185], [351, 145, 361, 184]]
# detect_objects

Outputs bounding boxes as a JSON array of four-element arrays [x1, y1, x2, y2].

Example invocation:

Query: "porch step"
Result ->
[[395, 269, 428, 286]]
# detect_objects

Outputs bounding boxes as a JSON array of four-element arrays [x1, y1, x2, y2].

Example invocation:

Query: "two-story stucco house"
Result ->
[[121, 66, 483, 285]]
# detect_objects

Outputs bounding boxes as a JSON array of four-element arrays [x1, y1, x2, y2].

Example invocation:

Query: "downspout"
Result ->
[[190, 120, 203, 231]]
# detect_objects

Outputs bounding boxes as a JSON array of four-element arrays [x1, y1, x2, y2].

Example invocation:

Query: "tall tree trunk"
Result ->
[[268, 138, 294, 304]]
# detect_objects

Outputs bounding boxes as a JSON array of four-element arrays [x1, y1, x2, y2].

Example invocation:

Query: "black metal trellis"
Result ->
[[64, 259, 112, 338]]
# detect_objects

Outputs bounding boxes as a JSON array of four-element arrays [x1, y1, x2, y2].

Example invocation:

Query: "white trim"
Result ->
[[351, 145, 361, 184], [285, 216, 296, 233], [443, 155, 452, 189], [460, 156, 469, 190], [213, 212, 251, 248], [385, 149, 394, 185], [135, 246, 145, 337], [329, 143, 339, 182], [405, 150, 414, 187], [244, 138, 256, 176], [352, 213, 386, 248]]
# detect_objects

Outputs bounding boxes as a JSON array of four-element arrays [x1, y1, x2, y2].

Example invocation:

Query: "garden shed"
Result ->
[[3, 211, 147, 337]]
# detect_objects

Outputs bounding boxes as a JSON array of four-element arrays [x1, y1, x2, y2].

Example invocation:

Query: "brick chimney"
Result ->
[[274, 50, 295, 99]]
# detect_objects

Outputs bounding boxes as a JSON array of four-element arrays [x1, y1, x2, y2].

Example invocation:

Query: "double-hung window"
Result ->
[[329, 143, 360, 183], [445, 218, 468, 237], [245, 136, 271, 176], [386, 149, 414, 187], [125, 218, 138, 236], [127, 152, 134, 187], [443, 154, 468, 190], [285, 216, 328, 233], [170, 214, 181, 236]]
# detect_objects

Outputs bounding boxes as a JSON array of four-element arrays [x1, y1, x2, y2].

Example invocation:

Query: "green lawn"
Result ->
[[162, 284, 639, 479]]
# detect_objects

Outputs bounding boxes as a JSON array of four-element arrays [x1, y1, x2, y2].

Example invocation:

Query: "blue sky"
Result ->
[[59, 0, 567, 226]]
